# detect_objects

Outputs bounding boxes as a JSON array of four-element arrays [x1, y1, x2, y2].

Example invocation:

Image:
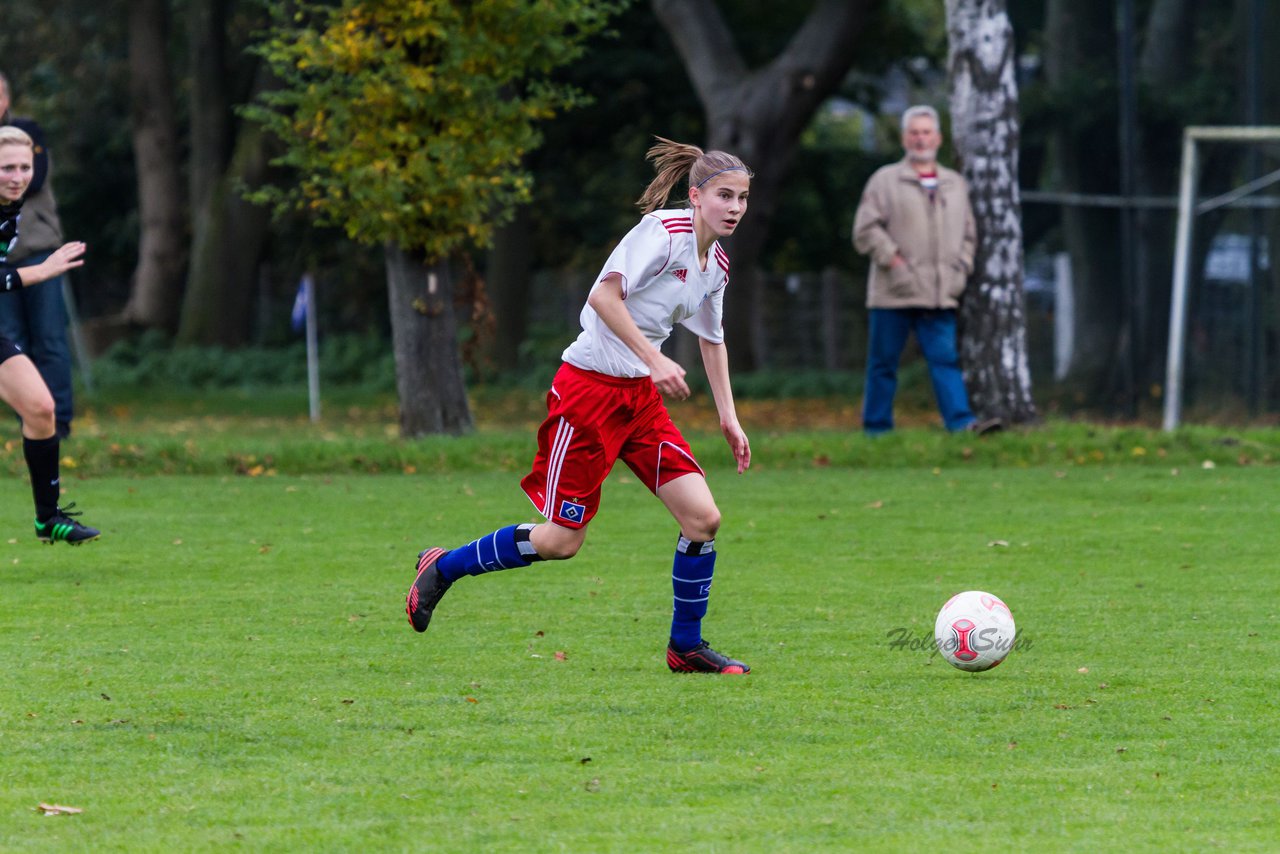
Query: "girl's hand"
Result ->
[[41, 241, 86, 277], [650, 353, 690, 401], [721, 420, 751, 474]]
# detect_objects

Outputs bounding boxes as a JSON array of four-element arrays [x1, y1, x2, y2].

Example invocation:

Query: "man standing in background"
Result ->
[[853, 105, 998, 436], [0, 71, 74, 438]]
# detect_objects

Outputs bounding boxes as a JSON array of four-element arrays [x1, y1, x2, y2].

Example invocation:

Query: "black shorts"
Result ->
[[0, 334, 23, 365]]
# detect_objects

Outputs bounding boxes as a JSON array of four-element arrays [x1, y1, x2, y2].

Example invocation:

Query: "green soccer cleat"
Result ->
[[35, 504, 101, 545]]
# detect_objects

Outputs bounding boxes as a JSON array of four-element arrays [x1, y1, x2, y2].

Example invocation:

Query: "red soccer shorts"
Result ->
[[520, 362, 704, 529]]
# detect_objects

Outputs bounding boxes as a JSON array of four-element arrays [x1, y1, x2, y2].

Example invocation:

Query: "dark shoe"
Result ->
[[35, 504, 101, 545], [667, 640, 750, 674], [966, 417, 1003, 436], [406, 548, 451, 632]]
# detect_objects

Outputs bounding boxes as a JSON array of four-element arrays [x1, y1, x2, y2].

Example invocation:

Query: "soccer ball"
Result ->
[[934, 590, 1016, 672]]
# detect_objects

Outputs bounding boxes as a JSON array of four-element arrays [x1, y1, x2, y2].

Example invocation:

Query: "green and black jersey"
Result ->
[[1, 199, 22, 291]]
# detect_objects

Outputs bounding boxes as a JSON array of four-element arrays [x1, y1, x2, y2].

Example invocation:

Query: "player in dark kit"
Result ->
[[0, 126, 99, 544], [408, 137, 753, 674]]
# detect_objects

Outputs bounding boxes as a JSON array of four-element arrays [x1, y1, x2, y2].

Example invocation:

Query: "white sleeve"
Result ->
[[596, 215, 672, 298]]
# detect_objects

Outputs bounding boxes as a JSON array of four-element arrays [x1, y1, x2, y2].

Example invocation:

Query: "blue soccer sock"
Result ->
[[670, 536, 715, 652], [437, 524, 541, 582]]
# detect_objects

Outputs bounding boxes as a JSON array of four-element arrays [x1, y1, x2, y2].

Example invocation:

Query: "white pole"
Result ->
[[303, 274, 320, 422], [1163, 131, 1199, 431], [1053, 251, 1073, 382]]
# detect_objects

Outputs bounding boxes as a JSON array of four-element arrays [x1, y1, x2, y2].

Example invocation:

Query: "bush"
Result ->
[[91, 332, 397, 391]]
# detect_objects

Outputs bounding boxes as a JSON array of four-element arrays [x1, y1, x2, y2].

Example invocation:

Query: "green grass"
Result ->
[[2, 460, 1277, 850], [7, 384, 1280, 478]]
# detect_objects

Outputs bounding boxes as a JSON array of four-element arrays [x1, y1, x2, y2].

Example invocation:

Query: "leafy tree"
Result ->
[[248, 0, 624, 435], [651, 0, 880, 370]]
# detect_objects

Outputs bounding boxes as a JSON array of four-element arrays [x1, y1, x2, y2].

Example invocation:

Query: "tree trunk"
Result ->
[[123, 0, 186, 332], [1043, 0, 1124, 398], [946, 0, 1037, 424], [1133, 0, 1199, 394], [176, 0, 274, 347], [651, 0, 876, 370], [485, 204, 534, 372], [187, 0, 230, 219], [176, 112, 273, 346], [385, 245, 474, 437]]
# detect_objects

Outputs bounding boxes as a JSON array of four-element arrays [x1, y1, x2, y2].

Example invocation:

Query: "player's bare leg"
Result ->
[[0, 355, 100, 544]]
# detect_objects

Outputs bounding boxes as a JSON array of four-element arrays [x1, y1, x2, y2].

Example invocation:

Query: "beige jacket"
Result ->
[[852, 159, 976, 309]]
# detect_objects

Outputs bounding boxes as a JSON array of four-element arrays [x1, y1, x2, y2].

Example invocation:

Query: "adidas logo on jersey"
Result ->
[[672, 268, 688, 283]]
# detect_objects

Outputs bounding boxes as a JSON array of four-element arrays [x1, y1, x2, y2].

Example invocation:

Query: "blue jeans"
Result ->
[[0, 251, 74, 434], [863, 308, 974, 433]]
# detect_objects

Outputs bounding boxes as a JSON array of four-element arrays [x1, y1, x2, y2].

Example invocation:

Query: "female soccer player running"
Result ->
[[0, 126, 99, 544], [408, 137, 752, 674]]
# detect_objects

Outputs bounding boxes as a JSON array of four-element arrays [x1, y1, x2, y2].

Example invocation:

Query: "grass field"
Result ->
[[2, 433, 1277, 850]]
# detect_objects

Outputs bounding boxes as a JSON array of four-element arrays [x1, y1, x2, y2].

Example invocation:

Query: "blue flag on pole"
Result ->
[[291, 276, 310, 332]]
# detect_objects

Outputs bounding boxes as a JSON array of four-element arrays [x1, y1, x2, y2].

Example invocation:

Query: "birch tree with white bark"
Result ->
[[946, 0, 1037, 424]]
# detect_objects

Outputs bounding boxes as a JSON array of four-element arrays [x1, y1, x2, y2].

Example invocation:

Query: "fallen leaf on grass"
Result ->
[[36, 803, 82, 816], [987, 540, 1010, 548], [554, 651, 567, 661], [464, 696, 478, 704]]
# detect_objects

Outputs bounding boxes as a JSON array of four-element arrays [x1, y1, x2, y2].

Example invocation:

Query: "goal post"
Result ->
[[1163, 126, 1280, 431]]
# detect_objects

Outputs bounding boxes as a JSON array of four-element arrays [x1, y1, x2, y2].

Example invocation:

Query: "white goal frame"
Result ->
[[1164, 126, 1280, 430]]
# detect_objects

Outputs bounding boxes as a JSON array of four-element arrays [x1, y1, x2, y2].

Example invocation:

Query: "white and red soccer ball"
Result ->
[[935, 590, 1016, 672]]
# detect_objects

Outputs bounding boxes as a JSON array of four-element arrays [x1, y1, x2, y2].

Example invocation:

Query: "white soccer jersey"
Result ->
[[562, 209, 729, 378]]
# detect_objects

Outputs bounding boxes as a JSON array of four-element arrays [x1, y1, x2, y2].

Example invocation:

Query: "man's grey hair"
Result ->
[[0, 71, 9, 99], [901, 105, 940, 134]]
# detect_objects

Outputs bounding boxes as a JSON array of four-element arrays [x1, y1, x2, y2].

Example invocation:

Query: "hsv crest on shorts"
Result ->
[[558, 499, 585, 523]]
